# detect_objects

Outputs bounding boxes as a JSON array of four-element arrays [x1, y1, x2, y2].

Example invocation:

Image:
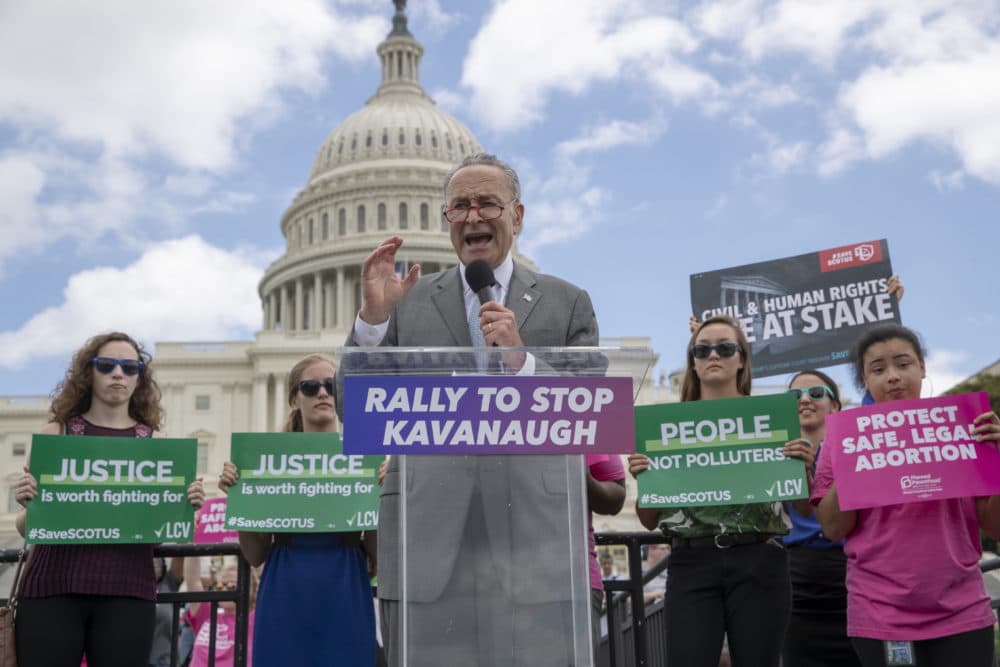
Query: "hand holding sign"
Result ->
[[627, 453, 651, 479], [972, 411, 1000, 444], [782, 439, 815, 473], [15, 466, 37, 507], [187, 478, 205, 510], [218, 461, 238, 494]]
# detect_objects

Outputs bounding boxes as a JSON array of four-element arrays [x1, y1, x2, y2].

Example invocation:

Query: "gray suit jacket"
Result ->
[[343, 263, 600, 603]]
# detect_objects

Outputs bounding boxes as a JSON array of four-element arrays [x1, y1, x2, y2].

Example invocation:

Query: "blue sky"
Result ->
[[1, 0, 999, 403]]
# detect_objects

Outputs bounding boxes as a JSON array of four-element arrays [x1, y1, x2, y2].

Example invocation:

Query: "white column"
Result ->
[[336, 268, 346, 328], [253, 375, 268, 432], [268, 292, 277, 330], [325, 277, 335, 329], [313, 272, 322, 331], [272, 374, 287, 432], [169, 385, 184, 436], [295, 278, 304, 331], [280, 284, 289, 330]]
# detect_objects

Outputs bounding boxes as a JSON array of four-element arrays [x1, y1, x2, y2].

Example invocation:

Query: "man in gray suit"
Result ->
[[345, 153, 605, 666]]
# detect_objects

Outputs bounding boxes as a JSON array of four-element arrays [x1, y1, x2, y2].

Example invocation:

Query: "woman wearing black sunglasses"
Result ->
[[628, 315, 791, 667], [779, 369, 861, 667], [219, 354, 376, 666], [13, 331, 205, 667]]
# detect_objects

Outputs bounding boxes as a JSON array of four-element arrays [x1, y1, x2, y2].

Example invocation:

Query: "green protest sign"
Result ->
[[26, 435, 197, 544], [635, 393, 806, 507], [226, 432, 381, 532]]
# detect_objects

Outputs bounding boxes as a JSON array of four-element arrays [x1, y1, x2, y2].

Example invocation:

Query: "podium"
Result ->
[[339, 345, 654, 667]]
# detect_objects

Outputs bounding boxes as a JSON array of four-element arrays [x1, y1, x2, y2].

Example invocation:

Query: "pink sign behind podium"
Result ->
[[194, 498, 238, 544]]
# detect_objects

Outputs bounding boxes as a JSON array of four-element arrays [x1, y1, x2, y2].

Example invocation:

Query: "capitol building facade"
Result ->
[[0, 3, 675, 538]]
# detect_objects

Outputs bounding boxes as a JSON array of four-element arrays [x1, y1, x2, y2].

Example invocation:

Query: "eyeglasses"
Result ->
[[691, 343, 740, 359], [92, 357, 144, 376], [212, 581, 237, 591], [297, 378, 334, 397], [787, 385, 835, 401], [443, 200, 516, 224]]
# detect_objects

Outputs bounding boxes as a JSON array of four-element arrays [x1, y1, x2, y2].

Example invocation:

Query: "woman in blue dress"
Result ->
[[221, 354, 376, 665]]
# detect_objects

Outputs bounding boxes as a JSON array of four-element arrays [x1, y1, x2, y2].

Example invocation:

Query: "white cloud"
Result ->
[[0, 155, 46, 268], [705, 194, 729, 218], [0, 150, 149, 268], [520, 187, 610, 258], [0, 236, 277, 368], [0, 0, 386, 170], [818, 129, 865, 177], [924, 348, 971, 397], [429, 88, 466, 114], [460, 0, 717, 131], [835, 47, 1000, 184], [410, 0, 460, 36], [754, 140, 810, 174], [729, 76, 806, 110], [0, 1, 386, 270], [735, 1, 878, 65], [929, 169, 966, 191], [555, 117, 666, 158]]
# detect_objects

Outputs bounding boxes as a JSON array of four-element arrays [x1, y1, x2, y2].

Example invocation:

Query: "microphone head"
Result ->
[[465, 260, 496, 294]]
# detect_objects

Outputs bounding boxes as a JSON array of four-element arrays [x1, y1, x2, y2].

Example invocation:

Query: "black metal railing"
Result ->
[[596, 536, 1000, 667], [595, 531, 670, 667], [0, 543, 251, 667], [4, 538, 999, 667]]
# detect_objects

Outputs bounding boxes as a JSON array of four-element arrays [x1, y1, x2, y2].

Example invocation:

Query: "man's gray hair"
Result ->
[[443, 152, 521, 202]]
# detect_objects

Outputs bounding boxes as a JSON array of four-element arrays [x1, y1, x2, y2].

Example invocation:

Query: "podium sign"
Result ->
[[338, 346, 653, 667], [342, 374, 635, 455]]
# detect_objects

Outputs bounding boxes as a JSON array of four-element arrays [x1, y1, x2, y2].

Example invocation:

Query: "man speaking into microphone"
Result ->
[[342, 153, 604, 666]]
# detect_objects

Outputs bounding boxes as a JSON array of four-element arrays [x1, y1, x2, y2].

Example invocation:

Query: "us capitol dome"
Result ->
[[257, 0, 534, 338]]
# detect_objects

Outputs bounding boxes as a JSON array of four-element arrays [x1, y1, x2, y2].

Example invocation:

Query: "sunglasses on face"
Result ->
[[787, 385, 835, 401], [92, 357, 144, 376], [297, 378, 335, 398], [691, 343, 740, 359], [212, 581, 237, 591]]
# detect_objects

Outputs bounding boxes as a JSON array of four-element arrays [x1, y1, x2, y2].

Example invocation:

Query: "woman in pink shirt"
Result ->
[[183, 557, 256, 667], [812, 323, 1000, 667]]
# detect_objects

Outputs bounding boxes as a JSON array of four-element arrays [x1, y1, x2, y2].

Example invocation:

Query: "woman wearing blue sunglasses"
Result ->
[[780, 369, 861, 667], [13, 331, 205, 667]]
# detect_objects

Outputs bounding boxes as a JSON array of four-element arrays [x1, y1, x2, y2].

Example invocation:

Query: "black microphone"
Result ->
[[465, 260, 497, 306]]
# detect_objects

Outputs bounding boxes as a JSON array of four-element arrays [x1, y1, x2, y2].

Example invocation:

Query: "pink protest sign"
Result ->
[[194, 498, 238, 544], [826, 392, 1000, 510]]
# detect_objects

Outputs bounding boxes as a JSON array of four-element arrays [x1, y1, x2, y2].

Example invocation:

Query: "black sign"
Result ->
[[690, 239, 901, 378]]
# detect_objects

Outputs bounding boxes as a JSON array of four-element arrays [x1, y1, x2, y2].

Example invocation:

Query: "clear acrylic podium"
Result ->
[[339, 345, 654, 667]]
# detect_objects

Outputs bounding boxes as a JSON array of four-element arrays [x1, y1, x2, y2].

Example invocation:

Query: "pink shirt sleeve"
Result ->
[[186, 601, 211, 633], [810, 442, 834, 506], [588, 454, 625, 482]]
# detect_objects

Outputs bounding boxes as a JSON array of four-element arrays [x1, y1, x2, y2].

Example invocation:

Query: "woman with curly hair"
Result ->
[[13, 331, 205, 667]]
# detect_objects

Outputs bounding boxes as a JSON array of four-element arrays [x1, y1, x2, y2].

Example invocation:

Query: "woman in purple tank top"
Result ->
[[13, 331, 205, 667]]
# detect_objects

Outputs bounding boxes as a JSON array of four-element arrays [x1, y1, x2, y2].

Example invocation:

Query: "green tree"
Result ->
[[944, 372, 1000, 415], [947, 371, 1000, 554]]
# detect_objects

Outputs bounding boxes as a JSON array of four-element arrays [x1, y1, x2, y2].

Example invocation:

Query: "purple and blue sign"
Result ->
[[342, 375, 635, 455]]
